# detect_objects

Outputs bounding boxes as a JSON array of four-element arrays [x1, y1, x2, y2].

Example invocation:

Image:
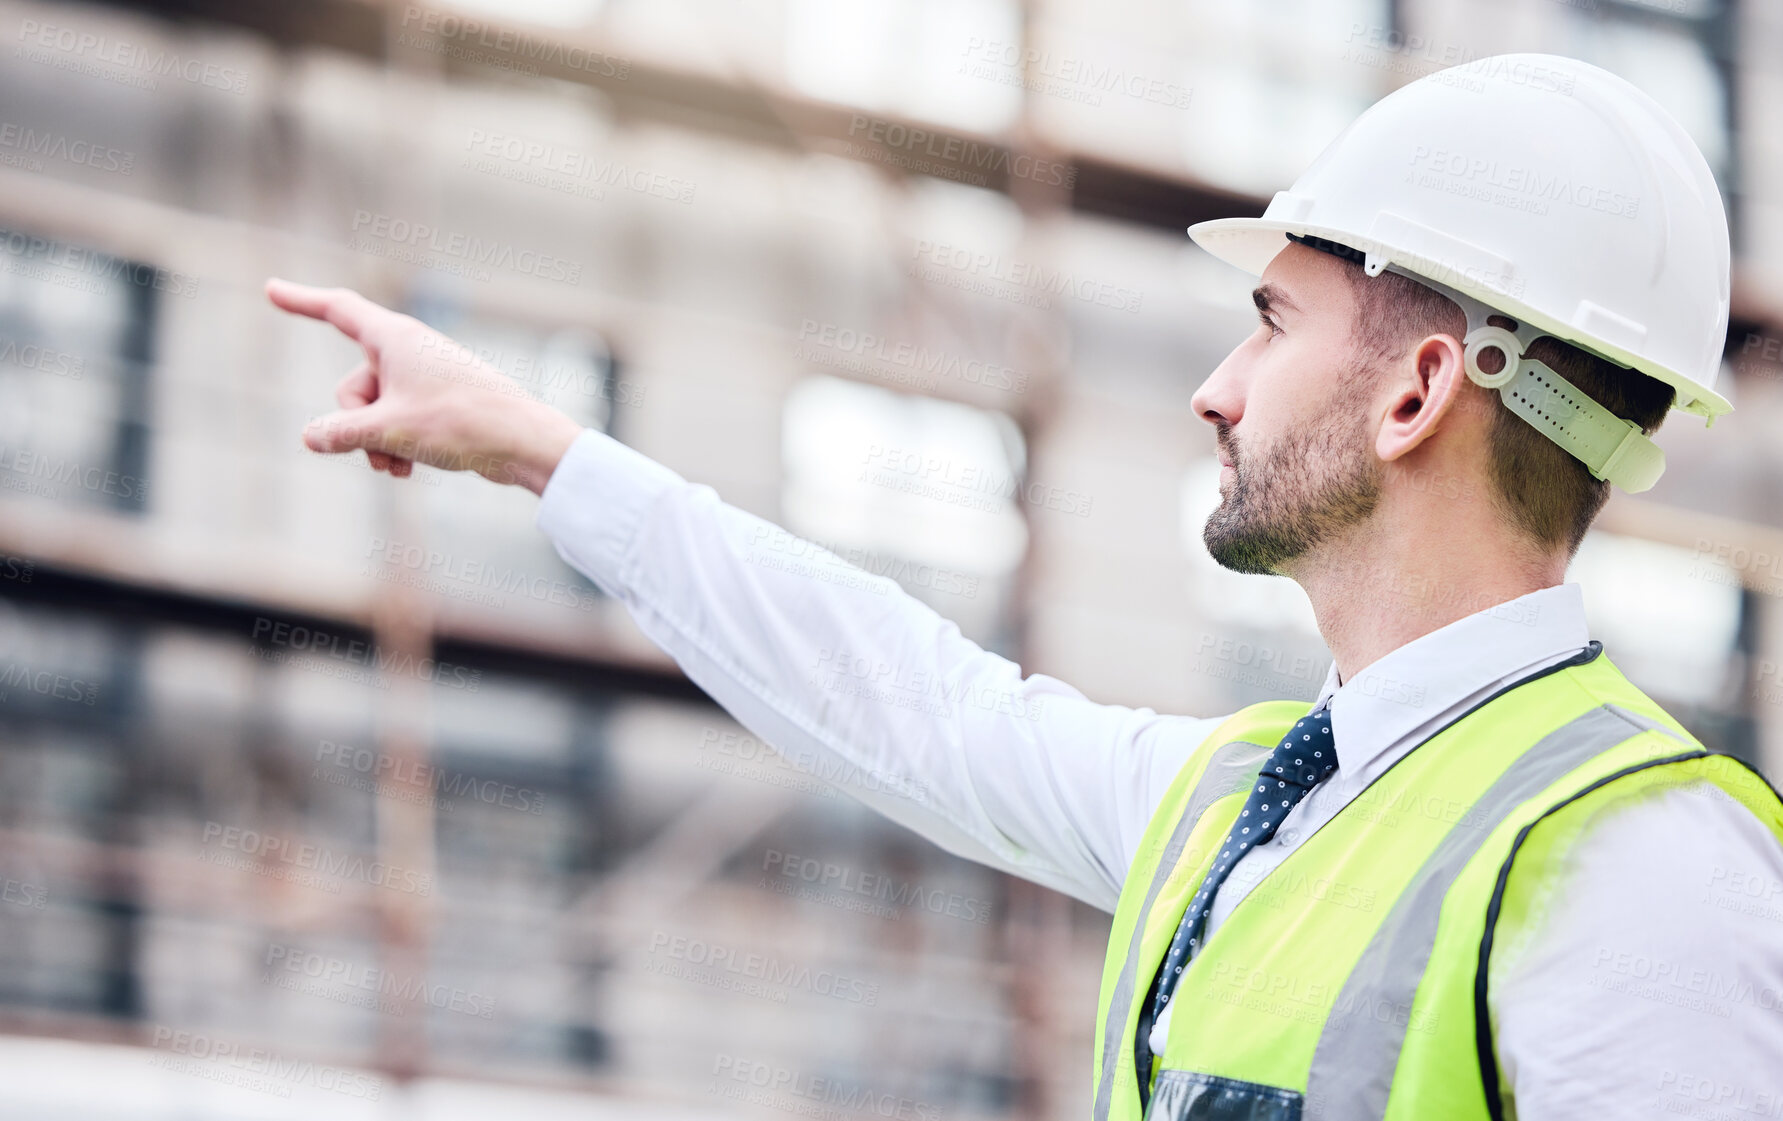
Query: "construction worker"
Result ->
[[268, 51, 1783, 1121]]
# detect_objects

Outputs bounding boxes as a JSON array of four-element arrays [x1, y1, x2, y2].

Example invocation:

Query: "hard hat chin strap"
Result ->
[[1382, 264, 1666, 494]]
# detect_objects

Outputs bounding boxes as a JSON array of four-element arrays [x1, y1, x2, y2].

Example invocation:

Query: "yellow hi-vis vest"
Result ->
[[1090, 642, 1783, 1121]]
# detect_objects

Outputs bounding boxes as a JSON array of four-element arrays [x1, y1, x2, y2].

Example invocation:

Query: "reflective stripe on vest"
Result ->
[[1090, 647, 1783, 1121], [1302, 704, 1680, 1118], [1091, 701, 1308, 1120]]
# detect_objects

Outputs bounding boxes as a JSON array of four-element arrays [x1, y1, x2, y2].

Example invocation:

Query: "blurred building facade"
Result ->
[[0, 0, 1779, 1117]]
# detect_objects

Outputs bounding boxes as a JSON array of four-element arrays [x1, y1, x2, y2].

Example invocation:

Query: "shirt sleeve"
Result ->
[[534, 428, 1228, 913], [1488, 777, 1783, 1119]]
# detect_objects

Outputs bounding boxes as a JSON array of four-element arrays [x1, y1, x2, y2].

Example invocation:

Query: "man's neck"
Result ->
[[1289, 523, 1566, 686]]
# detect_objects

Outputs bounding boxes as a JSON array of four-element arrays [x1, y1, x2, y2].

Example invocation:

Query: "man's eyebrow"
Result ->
[[1252, 284, 1301, 316]]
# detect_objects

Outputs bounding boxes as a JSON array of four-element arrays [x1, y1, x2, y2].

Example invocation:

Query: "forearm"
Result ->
[[535, 428, 1178, 911]]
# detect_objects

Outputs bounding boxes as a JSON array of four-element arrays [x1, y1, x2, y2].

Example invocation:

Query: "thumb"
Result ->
[[303, 403, 402, 456]]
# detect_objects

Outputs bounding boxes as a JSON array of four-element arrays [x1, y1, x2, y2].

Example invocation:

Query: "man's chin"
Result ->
[[1203, 518, 1288, 576], [1206, 549, 1281, 577]]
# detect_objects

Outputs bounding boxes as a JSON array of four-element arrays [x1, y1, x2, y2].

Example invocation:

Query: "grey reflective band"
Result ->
[[1093, 737, 1275, 1121], [1303, 704, 1681, 1120]]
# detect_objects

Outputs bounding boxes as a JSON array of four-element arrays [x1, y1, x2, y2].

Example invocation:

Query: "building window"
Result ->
[[780, 374, 1026, 649], [0, 229, 157, 515]]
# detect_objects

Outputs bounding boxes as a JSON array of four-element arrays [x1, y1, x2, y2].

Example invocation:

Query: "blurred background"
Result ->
[[0, 0, 1780, 1116]]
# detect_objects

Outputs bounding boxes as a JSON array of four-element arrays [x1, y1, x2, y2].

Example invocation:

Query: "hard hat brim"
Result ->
[[1186, 216, 1732, 421]]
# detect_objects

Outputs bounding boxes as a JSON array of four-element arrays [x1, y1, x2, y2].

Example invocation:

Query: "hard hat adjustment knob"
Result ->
[[1462, 325, 1524, 390]]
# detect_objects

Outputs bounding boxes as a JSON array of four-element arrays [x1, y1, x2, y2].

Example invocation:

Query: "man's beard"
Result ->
[[1203, 390, 1382, 575]]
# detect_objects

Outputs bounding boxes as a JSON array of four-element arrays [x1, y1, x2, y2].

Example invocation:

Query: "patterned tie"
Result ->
[[1134, 705, 1338, 1098]]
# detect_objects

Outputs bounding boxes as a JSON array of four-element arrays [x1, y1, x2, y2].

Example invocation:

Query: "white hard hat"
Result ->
[[1188, 52, 1732, 493]]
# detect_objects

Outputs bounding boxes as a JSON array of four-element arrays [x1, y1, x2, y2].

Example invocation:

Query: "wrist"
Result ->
[[505, 400, 583, 495]]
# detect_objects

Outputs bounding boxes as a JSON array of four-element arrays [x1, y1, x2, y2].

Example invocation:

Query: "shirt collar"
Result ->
[[1308, 582, 1591, 776]]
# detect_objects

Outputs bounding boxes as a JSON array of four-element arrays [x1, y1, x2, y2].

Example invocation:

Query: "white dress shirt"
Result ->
[[535, 428, 1783, 1118]]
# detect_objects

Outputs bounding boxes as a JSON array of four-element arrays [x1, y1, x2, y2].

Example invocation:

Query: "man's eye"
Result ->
[[1258, 313, 1282, 338]]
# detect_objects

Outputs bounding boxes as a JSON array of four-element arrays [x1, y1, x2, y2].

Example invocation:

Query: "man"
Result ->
[[268, 52, 1783, 1121]]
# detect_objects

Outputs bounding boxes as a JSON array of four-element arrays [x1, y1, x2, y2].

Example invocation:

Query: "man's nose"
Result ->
[[1190, 348, 1246, 430]]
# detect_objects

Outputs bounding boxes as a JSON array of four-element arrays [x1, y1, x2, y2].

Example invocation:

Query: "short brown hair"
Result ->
[[1341, 266, 1675, 558]]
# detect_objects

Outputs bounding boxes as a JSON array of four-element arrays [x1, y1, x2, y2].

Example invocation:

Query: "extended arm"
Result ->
[[266, 279, 1225, 912]]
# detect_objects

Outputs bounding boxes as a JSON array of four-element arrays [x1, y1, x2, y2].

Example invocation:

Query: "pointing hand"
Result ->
[[266, 278, 582, 494]]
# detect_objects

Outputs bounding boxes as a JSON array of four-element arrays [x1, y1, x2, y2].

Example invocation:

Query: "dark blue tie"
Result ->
[[1134, 706, 1338, 1097]]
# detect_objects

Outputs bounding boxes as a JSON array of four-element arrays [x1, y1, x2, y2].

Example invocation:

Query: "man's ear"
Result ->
[[1375, 333, 1469, 464]]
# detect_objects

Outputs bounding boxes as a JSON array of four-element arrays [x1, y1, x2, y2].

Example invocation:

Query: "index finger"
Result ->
[[265, 278, 386, 349]]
